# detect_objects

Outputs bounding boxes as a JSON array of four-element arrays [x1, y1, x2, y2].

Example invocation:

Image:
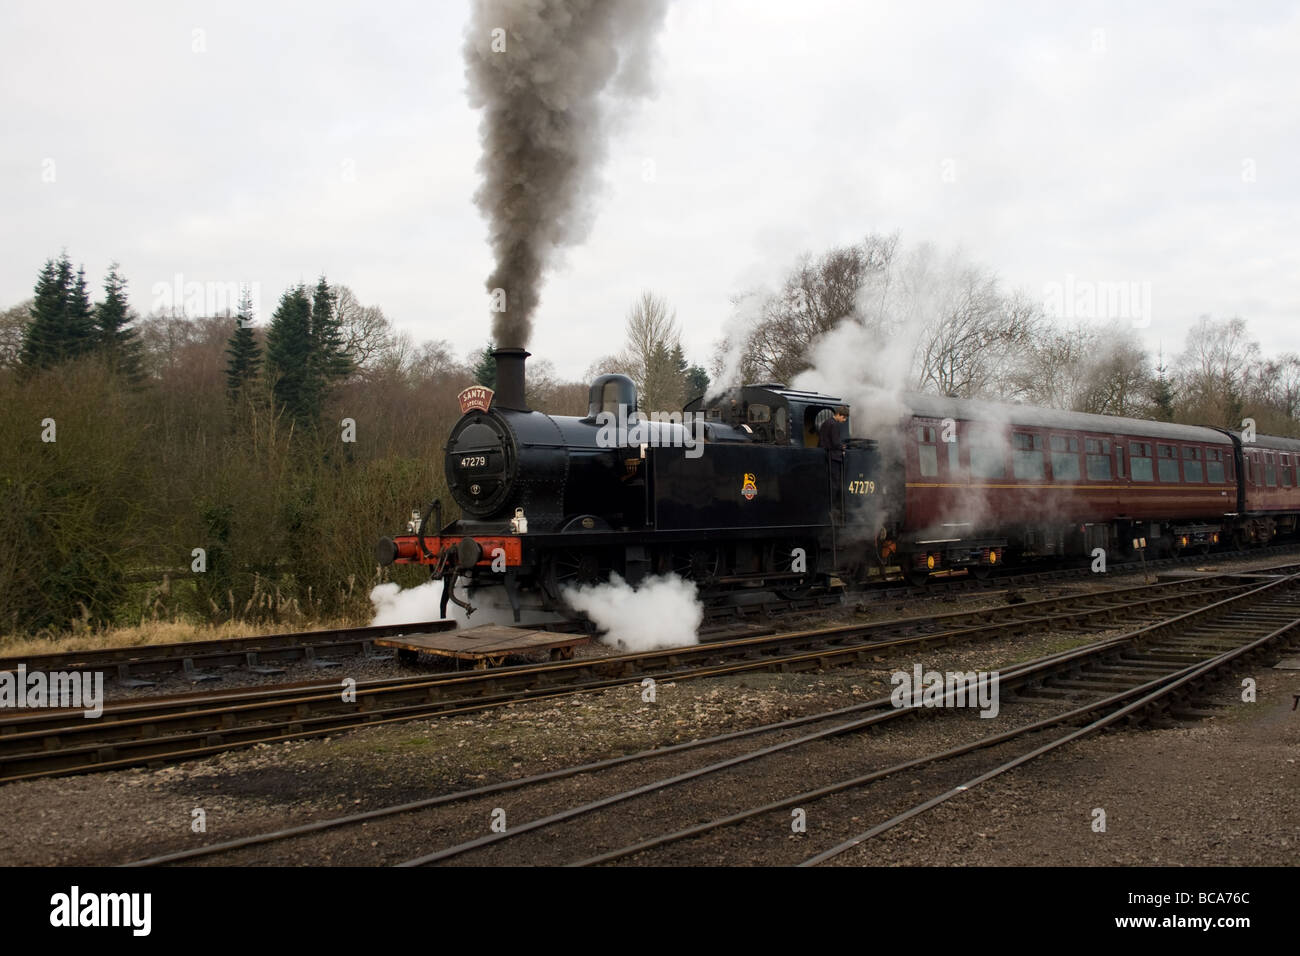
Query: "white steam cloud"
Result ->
[[562, 572, 702, 652], [369, 580, 562, 629]]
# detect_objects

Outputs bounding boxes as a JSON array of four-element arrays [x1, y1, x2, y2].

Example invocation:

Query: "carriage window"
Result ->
[[1012, 431, 1045, 480], [1282, 453, 1292, 487], [969, 430, 1005, 479], [1130, 442, 1153, 482], [918, 445, 938, 477], [1050, 435, 1080, 481], [915, 423, 939, 477], [1156, 444, 1179, 482], [1206, 447, 1225, 484], [1266, 453, 1277, 487], [1181, 446, 1203, 483], [1085, 438, 1111, 480], [947, 438, 962, 477]]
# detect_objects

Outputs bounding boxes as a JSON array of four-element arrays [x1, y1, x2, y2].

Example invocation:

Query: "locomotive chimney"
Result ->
[[492, 347, 531, 412]]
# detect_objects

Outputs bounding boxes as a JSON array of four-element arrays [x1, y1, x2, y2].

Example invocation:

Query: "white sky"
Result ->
[[2, 0, 1297, 381]]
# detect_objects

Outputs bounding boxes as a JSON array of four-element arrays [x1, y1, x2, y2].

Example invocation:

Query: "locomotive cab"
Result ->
[[684, 384, 847, 448]]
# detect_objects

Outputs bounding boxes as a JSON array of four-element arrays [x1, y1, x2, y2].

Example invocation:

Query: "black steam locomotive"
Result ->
[[376, 349, 887, 620]]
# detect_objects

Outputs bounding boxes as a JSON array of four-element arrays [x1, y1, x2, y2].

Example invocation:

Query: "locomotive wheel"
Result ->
[[905, 568, 931, 588], [541, 549, 608, 606], [672, 547, 721, 584], [969, 565, 993, 581], [774, 541, 819, 599]]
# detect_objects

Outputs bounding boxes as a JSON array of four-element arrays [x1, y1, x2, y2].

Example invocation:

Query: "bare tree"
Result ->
[[1074, 324, 1153, 417], [332, 285, 392, 371], [718, 234, 900, 386], [913, 260, 1044, 400], [0, 299, 33, 370], [1251, 353, 1300, 418], [617, 291, 685, 412], [1177, 316, 1259, 427]]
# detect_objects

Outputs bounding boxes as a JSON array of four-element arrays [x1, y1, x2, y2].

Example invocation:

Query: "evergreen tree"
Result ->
[[264, 285, 316, 425], [67, 265, 96, 353], [94, 264, 143, 380], [1150, 349, 1176, 422], [19, 258, 65, 368], [473, 342, 497, 388], [225, 287, 261, 400], [685, 364, 710, 400], [19, 253, 82, 369], [310, 276, 352, 385]]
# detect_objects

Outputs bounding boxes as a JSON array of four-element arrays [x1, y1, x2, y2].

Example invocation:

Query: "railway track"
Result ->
[[859, 540, 1300, 600], [120, 567, 1300, 866], [0, 592, 845, 686], [0, 570, 1272, 784], [3, 544, 1292, 690]]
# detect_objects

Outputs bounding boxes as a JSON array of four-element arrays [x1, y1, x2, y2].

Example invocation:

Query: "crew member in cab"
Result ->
[[819, 406, 849, 517], [819, 406, 849, 460]]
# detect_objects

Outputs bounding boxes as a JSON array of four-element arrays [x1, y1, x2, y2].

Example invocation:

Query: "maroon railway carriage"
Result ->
[[886, 394, 1239, 583], [1238, 434, 1300, 543]]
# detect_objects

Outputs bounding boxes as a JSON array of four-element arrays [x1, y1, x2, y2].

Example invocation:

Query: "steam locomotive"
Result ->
[[376, 349, 1300, 620]]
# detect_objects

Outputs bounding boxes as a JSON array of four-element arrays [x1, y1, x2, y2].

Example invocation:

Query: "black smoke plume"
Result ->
[[464, 0, 668, 348]]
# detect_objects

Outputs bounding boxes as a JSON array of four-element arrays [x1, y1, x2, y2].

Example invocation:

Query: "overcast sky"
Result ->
[[2, 0, 1297, 381]]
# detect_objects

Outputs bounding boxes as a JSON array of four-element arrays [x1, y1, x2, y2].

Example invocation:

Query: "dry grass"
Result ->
[[0, 614, 364, 660]]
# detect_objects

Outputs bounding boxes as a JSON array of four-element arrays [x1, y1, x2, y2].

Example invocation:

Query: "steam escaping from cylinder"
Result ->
[[368, 580, 562, 629], [464, 0, 668, 347], [563, 573, 703, 652]]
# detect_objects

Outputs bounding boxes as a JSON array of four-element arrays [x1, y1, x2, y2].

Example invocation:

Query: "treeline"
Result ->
[[0, 254, 496, 636], [717, 233, 1300, 436]]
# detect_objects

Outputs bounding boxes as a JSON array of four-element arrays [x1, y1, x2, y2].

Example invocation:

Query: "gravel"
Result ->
[[0, 553, 1294, 867]]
